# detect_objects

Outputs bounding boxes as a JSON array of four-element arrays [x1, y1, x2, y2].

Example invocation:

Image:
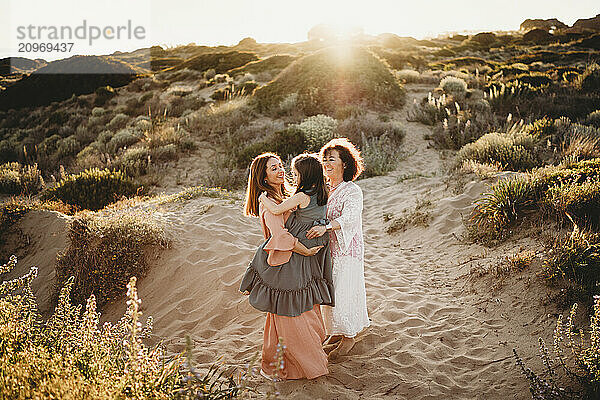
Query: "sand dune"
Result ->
[[5, 85, 561, 399]]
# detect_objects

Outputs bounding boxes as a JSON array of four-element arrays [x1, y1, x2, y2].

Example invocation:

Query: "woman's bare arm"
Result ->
[[259, 192, 306, 215]]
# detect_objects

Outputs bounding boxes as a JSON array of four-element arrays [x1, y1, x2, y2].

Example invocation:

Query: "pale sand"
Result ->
[[4, 84, 563, 399]]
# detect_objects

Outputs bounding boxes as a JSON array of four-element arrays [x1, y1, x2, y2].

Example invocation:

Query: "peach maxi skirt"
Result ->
[[261, 305, 328, 380]]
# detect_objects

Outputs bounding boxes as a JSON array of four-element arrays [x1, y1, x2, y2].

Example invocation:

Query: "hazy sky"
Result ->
[[1, 0, 599, 61]]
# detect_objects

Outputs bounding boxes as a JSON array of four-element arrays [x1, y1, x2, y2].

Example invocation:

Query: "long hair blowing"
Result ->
[[292, 153, 328, 206], [244, 153, 287, 216]]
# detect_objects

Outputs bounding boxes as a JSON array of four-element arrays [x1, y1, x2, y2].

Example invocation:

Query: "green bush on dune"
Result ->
[[440, 76, 468, 99], [168, 51, 258, 74], [40, 168, 139, 211], [511, 72, 552, 88], [0, 255, 252, 399], [456, 131, 539, 172], [468, 158, 600, 243], [515, 297, 600, 399], [0, 162, 44, 195], [467, 175, 537, 241], [235, 125, 308, 167], [227, 54, 298, 77], [577, 63, 600, 93], [210, 81, 259, 101], [543, 178, 600, 228], [235, 114, 338, 167], [584, 110, 600, 128], [55, 209, 168, 308], [253, 46, 406, 115]]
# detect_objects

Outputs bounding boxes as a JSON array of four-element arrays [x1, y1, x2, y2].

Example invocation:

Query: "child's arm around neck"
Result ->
[[259, 192, 310, 215]]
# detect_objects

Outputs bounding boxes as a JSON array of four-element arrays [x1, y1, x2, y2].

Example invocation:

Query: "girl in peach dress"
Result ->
[[240, 153, 334, 380]]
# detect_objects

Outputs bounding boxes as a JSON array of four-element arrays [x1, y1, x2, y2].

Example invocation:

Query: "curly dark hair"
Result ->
[[319, 138, 364, 181]]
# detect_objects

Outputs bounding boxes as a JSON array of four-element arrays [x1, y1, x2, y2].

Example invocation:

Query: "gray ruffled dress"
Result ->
[[240, 194, 335, 317]]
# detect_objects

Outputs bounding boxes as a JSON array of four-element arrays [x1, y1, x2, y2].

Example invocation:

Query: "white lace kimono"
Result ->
[[322, 181, 370, 337]]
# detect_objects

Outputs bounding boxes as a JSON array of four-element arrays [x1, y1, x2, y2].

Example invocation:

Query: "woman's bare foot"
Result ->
[[327, 337, 355, 360]]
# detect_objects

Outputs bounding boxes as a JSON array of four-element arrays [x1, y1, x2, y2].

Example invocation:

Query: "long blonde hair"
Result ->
[[244, 153, 288, 217]]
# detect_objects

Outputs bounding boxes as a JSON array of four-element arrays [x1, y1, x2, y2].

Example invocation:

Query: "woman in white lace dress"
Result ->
[[306, 138, 371, 359]]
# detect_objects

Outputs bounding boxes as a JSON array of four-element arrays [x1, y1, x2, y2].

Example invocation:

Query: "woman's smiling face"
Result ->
[[265, 157, 285, 187], [322, 149, 345, 181]]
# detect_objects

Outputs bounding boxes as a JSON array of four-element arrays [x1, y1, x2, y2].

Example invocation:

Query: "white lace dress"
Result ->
[[322, 181, 371, 338]]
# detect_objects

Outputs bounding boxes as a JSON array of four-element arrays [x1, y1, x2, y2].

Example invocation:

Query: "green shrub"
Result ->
[[236, 126, 306, 167], [440, 76, 468, 98], [135, 117, 152, 131], [236, 114, 337, 165], [543, 179, 600, 228], [107, 128, 141, 153], [114, 147, 150, 177], [75, 143, 106, 170], [467, 176, 536, 241], [210, 81, 259, 101], [551, 117, 598, 148], [184, 97, 253, 142], [395, 69, 421, 83], [533, 158, 600, 192], [407, 92, 450, 126], [0, 256, 182, 399], [55, 136, 81, 158], [55, 209, 168, 308], [456, 131, 539, 171], [584, 110, 600, 128], [278, 93, 299, 116], [204, 68, 216, 80], [40, 168, 139, 211], [0, 166, 20, 194], [514, 298, 600, 399], [296, 114, 338, 152], [97, 130, 114, 144], [336, 113, 404, 147], [94, 85, 116, 106], [253, 46, 405, 115], [485, 80, 544, 115], [544, 229, 600, 296], [361, 135, 402, 178], [0, 162, 44, 195], [511, 72, 552, 88], [151, 143, 178, 161], [578, 64, 600, 93], [523, 117, 556, 138], [142, 121, 189, 151], [107, 113, 130, 131], [91, 107, 105, 117], [468, 158, 600, 244]]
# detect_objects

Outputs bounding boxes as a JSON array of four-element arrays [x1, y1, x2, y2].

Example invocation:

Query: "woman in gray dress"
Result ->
[[240, 153, 334, 380]]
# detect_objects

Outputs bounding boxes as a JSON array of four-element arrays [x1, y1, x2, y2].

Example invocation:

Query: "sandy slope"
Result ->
[[1, 210, 70, 317], [4, 84, 562, 399]]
